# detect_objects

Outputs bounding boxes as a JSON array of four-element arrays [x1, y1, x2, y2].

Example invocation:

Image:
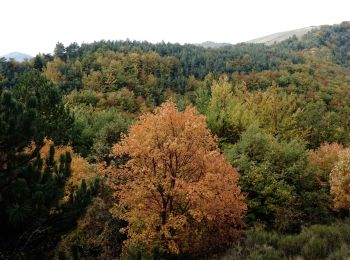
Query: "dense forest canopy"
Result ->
[[1, 22, 350, 259]]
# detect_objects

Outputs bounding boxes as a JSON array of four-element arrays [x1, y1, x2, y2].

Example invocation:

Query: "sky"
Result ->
[[0, 0, 349, 56]]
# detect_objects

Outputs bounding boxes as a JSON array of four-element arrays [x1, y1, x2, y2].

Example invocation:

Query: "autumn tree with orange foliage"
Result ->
[[108, 101, 246, 257], [308, 143, 344, 187]]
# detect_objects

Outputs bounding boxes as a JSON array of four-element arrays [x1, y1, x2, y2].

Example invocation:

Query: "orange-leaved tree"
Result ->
[[308, 143, 344, 187], [109, 101, 246, 256]]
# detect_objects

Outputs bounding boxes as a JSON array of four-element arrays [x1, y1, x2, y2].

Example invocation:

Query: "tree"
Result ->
[[43, 57, 67, 85], [330, 149, 350, 210], [54, 42, 66, 61], [206, 77, 255, 143], [33, 55, 44, 71], [14, 71, 75, 144], [55, 193, 125, 259], [65, 42, 80, 60], [108, 101, 246, 257], [0, 90, 36, 173], [38, 139, 97, 203], [308, 143, 344, 187], [225, 125, 330, 231], [0, 72, 89, 257], [247, 83, 305, 141]]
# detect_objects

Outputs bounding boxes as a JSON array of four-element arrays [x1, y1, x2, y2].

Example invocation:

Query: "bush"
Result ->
[[328, 246, 349, 260], [339, 223, 350, 244], [217, 223, 350, 260], [247, 245, 282, 260], [56, 195, 125, 259], [244, 229, 279, 250], [302, 236, 330, 260], [278, 234, 305, 258]]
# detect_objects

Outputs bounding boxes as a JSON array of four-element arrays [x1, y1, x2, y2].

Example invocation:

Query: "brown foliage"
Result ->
[[308, 143, 344, 186], [330, 149, 350, 210], [108, 101, 246, 256], [56, 196, 123, 259]]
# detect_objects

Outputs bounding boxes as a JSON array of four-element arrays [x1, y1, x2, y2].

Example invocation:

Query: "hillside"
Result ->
[[2, 21, 350, 259], [246, 26, 320, 45]]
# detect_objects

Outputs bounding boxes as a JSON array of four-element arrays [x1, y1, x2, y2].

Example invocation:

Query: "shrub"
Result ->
[[247, 245, 283, 260], [278, 234, 305, 258], [328, 245, 349, 260], [244, 229, 279, 249], [301, 236, 330, 260]]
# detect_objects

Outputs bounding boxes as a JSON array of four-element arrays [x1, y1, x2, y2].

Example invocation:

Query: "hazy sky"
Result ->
[[1, 0, 349, 56]]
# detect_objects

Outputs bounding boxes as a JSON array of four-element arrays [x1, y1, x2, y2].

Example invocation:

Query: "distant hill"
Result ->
[[196, 27, 320, 48], [246, 26, 320, 45], [195, 41, 232, 48], [1, 52, 33, 62]]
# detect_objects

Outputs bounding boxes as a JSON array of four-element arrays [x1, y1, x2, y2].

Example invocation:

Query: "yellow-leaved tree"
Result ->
[[107, 101, 246, 257]]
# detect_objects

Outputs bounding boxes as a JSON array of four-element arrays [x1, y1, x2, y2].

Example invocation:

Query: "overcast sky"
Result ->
[[1, 0, 349, 56]]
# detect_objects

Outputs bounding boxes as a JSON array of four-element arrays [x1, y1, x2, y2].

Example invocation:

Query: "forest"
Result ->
[[1, 21, 350, 259]]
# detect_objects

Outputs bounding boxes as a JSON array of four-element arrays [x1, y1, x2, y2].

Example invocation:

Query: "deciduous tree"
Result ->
[[108, 101, 246, 256], [330, 149, 350, 210]]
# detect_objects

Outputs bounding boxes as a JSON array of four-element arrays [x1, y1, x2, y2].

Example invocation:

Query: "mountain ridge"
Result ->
[[1, 52, 33, 62], [195, 41, 232, 48], [246, 26, 320, 45], [194, 25, 322, 48]]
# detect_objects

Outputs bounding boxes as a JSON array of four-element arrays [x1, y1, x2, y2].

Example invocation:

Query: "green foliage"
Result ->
[[2, 22, 350, 259], [194, 73, 215, 114], [232, 57, 350, 147], [247, 246, 282, 260], [206, 77, 256, 143], [248, 84, 304, 141], [14, 70, 75, 144], [71, 105, 134, 160], [0, 89, 36, 165], [225, 125, 329, 231], [0, 71, 96, 258], [220, 222, 350, 259], [0, 58, 33, 88], [328, 246, 350, 260], [244, 229, 279, 249], [0, 72, 76, 234], [278, 234, 305, 258]]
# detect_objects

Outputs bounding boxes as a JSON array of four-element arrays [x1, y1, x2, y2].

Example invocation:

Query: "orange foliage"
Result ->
[[40, 138, 95, 202], [308, 143, 344, 186], [109, 101, 246, 256]]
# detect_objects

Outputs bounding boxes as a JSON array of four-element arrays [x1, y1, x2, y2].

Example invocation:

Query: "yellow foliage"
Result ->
[[330, 149, 350, 210], [39, 138, 96, 202], [43, 57, 66, 84]]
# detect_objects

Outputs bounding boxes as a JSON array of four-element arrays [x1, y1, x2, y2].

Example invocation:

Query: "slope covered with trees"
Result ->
[[1, 22, 350, 259]]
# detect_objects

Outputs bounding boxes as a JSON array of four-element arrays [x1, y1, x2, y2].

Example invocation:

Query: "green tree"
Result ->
[[248, 83, 305, 141], [206, 77, 256, 143], [225, 125, 330, 231], [14, 71, 75, 144], [54, 42, 66, 61]]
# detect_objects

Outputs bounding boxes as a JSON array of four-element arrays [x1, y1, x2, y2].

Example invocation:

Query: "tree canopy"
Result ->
[[108, 101, 246, 257]]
